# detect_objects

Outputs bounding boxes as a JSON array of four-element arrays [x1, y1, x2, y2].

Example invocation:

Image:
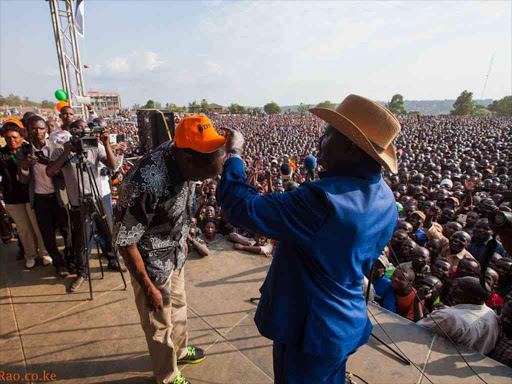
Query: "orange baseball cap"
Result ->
[[3, 117, 24, 129], [175, 115, 226, 153]]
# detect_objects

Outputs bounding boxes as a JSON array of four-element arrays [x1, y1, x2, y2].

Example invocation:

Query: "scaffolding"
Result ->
[[48, 0, 87, 117]]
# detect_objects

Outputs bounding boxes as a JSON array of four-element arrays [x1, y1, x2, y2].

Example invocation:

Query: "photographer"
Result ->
[[1, 118, 49, 269], [19, 116, 71, 277], [46, 118, 125, 293]]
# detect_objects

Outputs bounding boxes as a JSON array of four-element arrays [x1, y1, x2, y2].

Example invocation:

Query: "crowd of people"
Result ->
[[1, 106, 512, 372]]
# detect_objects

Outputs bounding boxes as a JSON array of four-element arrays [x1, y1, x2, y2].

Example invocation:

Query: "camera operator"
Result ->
[[87, 117, 126, 257], [46, 118, 126, 293], [19, 116, 72, 277]]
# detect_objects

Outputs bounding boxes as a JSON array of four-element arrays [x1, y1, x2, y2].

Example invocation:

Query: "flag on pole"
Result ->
[[75, 0, 85, 37]]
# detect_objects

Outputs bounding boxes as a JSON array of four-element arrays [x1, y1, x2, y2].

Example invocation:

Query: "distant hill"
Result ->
[[281, 99, 494, 115]]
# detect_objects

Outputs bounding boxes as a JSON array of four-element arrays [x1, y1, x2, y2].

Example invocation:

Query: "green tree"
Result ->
[[143, 99, 156, 109], [228, 103, 247, 114], [200, 98, 210, 113], [154, 101, 163, 109], [264, 101, 281, 114], [188, 101, 201, 113], [41, 100, 56, 108], [315, 100, 336, 110], [387, 94, 406, 115], [297, 102, 309, 114], [451, 90, 474, 116], [488, 96, 512, 116], [132, 103, 141, 110]]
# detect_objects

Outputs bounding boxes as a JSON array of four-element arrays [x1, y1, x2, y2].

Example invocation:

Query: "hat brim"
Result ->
[[309, 107, 398, 173], [193, 135, 227, 154]]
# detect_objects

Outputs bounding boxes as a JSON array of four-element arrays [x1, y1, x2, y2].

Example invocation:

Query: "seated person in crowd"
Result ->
[[370, 254, 396, 312], [233, 234, 274, 257], [454, 257, 480, 279], [199, 219, 223, 245], [494, 257, 512, 298], [388, 229, 410, 266], [425, 238, 443, 264], [187, 227, 210, 258], [489, 252, 503, 270], [397, 220, 413, 234], [408, 210, 427, 246], [418, 277, 499, 355], [487, 300, 512, 368], [485, 268, 504, 312], [398, 238, 417, 264], [442, 231, 474, 271], [469, 219, 507, 263], [417, 275, 443, 314], [383, 268, 424, 322], [400, 246, 431, 288]]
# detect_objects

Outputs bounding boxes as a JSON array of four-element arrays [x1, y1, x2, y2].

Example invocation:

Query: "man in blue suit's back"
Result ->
[[217, 95, 401, 383]]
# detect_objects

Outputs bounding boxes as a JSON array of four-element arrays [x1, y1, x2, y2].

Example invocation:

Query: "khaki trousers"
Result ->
[[131, 267, 189, 383], [5, 202, 45, 260]]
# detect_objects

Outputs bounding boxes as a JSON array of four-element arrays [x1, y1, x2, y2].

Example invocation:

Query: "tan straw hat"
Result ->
[[309, 95, 401, 173]]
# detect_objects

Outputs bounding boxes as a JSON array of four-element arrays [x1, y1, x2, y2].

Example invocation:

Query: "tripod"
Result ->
[[74, 152, 127, 299]]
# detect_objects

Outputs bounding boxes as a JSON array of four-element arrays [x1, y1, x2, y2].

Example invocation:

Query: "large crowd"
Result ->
[[1, 108, 511, 369]]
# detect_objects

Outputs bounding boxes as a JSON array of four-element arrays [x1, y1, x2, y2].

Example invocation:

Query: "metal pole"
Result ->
[[47, 0, 88, 118], [48, 0, 71, 97], [66, 0, 87, 118]]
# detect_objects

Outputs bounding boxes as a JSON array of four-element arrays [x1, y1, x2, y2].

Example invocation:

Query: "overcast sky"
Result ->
[[1, 0, 510, 108]]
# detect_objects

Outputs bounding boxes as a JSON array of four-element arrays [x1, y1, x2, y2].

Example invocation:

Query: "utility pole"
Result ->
[[481, 54, 494, 100], [47, 0, 88, 118]]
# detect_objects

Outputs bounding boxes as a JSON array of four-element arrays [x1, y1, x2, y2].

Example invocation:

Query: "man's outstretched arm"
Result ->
[[217, 129, 329, 243]]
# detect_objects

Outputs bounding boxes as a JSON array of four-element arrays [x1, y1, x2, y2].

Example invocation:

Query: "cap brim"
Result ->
[[309, 107, 398, 173], [194, 135, 226, 154]]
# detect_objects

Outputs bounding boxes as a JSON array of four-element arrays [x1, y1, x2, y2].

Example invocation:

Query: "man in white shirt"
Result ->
[[418, 276, 499, 355], [19, 116, 71, 276]]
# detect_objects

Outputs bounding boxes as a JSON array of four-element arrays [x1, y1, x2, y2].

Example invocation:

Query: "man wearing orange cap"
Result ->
[[114, 115, 226, 384]]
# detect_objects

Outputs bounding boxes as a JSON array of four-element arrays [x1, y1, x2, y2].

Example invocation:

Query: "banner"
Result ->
[[75, 0, 85, 37]]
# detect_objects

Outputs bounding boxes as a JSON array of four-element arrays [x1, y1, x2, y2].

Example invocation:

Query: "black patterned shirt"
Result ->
[[113, 142, 195, 284]]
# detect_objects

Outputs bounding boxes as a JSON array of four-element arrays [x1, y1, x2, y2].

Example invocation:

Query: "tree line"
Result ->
[[0, 94, 56, 109]]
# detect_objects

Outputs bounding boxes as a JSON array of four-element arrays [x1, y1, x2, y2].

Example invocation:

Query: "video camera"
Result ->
[[488, 191, 512, 229], [69, 122, 103, 153]]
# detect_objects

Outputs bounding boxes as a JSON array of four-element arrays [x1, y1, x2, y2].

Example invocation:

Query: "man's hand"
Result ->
[[100, 128, 110, 147], [21, 154, 38, 170], [117, 142, 127, 154], [221, 127, 244, 153], [146, 285, 163, 312], [63, 141, 73, 155], [234, 243, 245, 250]]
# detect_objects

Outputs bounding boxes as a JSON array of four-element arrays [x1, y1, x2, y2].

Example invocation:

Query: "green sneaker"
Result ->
[[156, 372, 191, 384], [177, 346, 206, 364]]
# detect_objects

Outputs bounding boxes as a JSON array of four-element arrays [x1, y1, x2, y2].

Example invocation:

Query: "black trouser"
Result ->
[[69, 197, 115, 278], [33, 193, 71, 268]]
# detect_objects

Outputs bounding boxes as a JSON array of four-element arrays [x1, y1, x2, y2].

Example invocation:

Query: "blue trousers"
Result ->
[[273, 342, 348, 384]]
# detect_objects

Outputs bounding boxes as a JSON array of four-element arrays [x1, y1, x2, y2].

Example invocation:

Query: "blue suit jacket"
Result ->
[[217, 158, 397, 357]]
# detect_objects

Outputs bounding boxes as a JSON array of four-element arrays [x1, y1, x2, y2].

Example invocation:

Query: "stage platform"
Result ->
[[1, 238, 511, 383]]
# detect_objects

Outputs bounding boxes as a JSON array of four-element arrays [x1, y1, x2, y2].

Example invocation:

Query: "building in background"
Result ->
[[86, 91, 122, 116]]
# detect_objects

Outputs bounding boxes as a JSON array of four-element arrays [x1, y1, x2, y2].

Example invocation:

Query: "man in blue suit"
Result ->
[[217, 95, 401, 383]]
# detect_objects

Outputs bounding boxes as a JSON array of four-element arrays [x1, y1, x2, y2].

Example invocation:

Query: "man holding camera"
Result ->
[[46, 116, 125, 293], [19, 115, 71, 277]]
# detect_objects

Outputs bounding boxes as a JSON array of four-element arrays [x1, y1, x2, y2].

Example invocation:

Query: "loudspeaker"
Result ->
[[137, 110, 175, 153]]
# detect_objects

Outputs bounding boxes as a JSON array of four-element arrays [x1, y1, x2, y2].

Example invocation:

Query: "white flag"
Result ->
[[75, 0, 85, 37]]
